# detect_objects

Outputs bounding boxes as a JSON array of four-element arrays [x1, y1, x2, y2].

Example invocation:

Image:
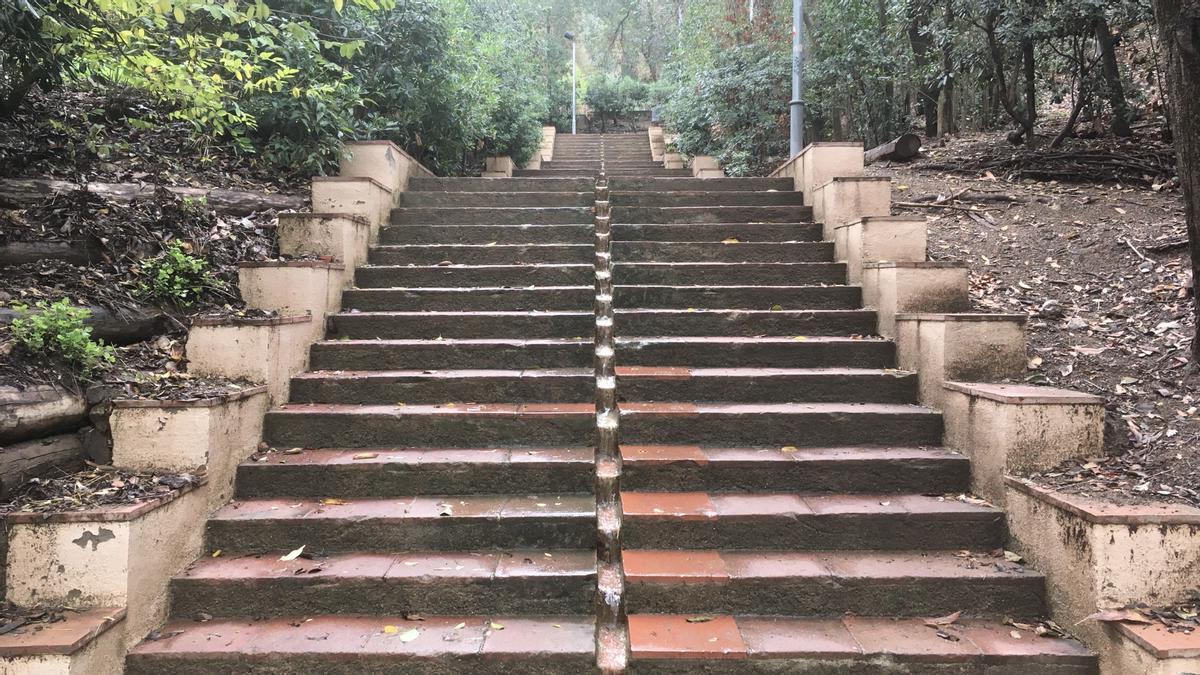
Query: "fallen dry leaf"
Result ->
[[279, 545, 305, 562]]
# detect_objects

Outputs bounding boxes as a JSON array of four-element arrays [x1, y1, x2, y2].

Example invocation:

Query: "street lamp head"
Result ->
[[564, 31, 575, 41]]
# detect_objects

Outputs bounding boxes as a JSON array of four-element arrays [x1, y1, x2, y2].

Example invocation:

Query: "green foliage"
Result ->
[[10, 299, 116, 375], [584, 73, 648, 131], [136, 243, 222, 307], [662, 41, 790, 176], [1, 0, 552, 175]]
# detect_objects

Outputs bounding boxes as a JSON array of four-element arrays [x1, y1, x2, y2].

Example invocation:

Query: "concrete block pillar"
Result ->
[[895, 313, 1029, 408]]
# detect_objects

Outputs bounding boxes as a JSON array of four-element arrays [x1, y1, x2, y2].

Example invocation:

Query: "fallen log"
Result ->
[[0, 305, 168, 345], [0, 385, 87, 445], [0, 178, 307, 216], [0, 240, 100, 267], [0, 433, 86, 497], [865, 134, 922, 164]]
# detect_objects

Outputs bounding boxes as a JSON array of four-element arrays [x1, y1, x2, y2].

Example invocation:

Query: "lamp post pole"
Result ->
[[565, 32, 577, 135], [790, 0, 805, 156]]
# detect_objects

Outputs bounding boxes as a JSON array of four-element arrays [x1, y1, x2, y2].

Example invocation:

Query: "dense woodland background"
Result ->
[[0, 0, 1176, 177]]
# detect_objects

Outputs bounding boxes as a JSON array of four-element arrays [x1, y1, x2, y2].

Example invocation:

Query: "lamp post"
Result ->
[[790, 0, 805, 156], [564, 31, 577, 135]]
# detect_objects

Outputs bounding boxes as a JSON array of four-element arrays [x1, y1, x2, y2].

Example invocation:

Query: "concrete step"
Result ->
[[128, 615, 596, 674], [369, 244, 593, 266], [612, 222, 822, 242], [327, 309, 875, 340], [514, 169, 689, 177], [410, 177, 593, 192], [621, 492, 1000, 550], [613, 285, 861, 310], [379, 224, 593, 245], [617, 367, 916, 404], [170, 550, 596, 618], [289, 368, 594, 405], [513, 169, 597, 177], [310, 338, 592, 370], [616, 336, 895, 369], [543, 161, 660, 169], [618, 402, 942, 447], [286, 367, 914, 406], [400, 191, 593, 207], [613, 241, 834, 263], [356, 263, 592, 288], [610, 177, 794, 191], [613, 205, 813, 224], [329, 310, 592, 340], [263, 403, 594, 448], [340, 284, 862, 312], [624, 615, 1095, 672], [603, 169, 693, 177], [620, 445, 967, 493], [614, 309, 877, 337], [341, 286, 593, 312], [238, 447, 593, 497], [613, 262, 846, 285], [391, 207, 592, 226], [613, 191, 806, 206], [623, 550, 1045, 617], [206, 494, 595, 553]]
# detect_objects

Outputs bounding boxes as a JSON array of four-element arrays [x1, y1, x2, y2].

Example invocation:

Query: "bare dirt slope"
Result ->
[[868, 131, 1197, 507]]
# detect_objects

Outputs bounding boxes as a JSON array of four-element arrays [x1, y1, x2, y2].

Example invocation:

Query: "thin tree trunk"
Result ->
[[936, 0, 956, 136], [1021, 36, 1037, 144], [879, 0, 895, 138], [1151, 0, 1200, 363], [1095, 15, 1134, 137], [984, 8, 1034, 142], [908, 0, 939, 136], [1051, 85, 1090, 148]]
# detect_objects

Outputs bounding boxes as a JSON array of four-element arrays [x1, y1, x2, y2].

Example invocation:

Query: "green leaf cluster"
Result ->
[[2, 0, 560, 175], [135, 243, 223, 308], [10, 299, 116, 376]]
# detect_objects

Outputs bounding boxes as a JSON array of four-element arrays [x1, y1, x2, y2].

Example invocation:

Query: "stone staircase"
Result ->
[[126, 133, 1096, 673]]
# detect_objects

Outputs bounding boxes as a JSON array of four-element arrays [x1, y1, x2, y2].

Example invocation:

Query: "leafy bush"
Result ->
[[585, 74, 650, 132], [661, 42, 790, 176], [1, 1, 561, 175], [136, 244, 222, 308], [10, 299, 116, 375]]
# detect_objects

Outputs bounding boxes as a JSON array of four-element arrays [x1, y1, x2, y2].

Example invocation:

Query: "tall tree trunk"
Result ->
[[1094, 15, 1134, 137], [1021, 36, 1037, 144], [878, 0, 896, 138], [1151, 0, 1200, 363], [908, 0, 939, 136], [936, 0, 956, 135], [984, 8, 1034, 142]]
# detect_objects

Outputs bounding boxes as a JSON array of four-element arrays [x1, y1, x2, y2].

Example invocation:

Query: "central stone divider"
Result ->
[[593, 165, 630, 673]]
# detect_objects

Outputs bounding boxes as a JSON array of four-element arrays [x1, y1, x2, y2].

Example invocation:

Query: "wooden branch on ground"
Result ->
[[0, 385, 87, 445], [0, 240, 100, 267], [0, 433, 86, 498], [1146, 239, 1190, 253], [865, 134, 923, 164], [0, 305, 168, 345], [0, 178, 307, 215], [893, 201, 999, 212]]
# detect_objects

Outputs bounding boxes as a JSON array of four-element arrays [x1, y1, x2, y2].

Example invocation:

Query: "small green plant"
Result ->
[[11, 299, 116, 375], [136, 244, 221, 307]]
